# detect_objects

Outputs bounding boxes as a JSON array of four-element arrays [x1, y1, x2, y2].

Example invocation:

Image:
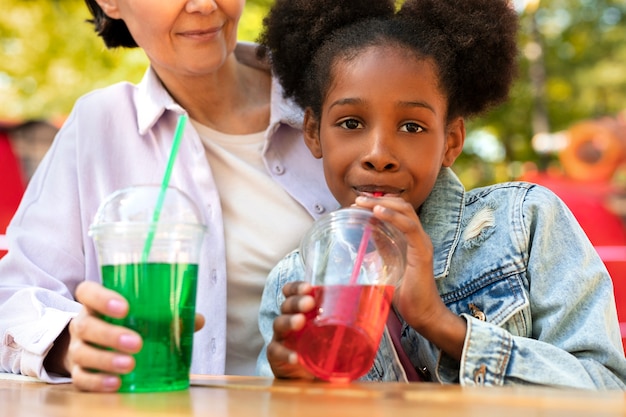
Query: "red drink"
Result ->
[[294, 284, 395, 382]]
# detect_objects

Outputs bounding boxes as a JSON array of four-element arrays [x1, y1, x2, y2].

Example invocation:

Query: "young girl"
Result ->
[[254, 0, 626, 389]]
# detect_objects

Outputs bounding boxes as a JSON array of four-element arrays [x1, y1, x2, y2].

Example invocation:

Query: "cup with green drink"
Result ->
[[89, 184, 206, 392]]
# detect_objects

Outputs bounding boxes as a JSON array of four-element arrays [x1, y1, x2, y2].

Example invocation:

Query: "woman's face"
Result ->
[[304, 45, 464, 209], [96, 0, 245, 77]]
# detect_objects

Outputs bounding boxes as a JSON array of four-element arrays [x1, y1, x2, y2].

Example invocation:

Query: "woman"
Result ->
[[0, 0, 336, 392]]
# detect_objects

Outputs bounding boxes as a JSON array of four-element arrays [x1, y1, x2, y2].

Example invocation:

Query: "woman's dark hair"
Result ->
[[258, 0, 519, 122], [84, 0, 137, 48]]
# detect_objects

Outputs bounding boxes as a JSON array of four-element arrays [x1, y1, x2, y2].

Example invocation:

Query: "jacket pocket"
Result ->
[[441, 272, 531, 337]]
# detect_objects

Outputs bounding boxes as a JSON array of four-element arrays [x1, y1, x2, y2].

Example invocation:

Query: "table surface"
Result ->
[[1, 373, 624, 417]]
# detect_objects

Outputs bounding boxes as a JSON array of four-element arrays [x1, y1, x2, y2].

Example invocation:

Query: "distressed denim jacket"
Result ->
[[257, 167, 626, 390]]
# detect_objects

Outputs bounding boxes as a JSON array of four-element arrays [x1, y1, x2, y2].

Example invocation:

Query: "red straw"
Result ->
[[348, 226, 371, 285], [327, 193, 384, 375], [348, 192, 382, 285]]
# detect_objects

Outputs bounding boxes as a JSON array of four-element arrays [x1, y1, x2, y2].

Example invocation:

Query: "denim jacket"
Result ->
[[257, 167, 626, 390]]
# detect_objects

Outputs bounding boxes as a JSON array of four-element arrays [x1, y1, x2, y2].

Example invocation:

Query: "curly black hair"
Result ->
[[84, 0, 137, 48], [258, 0, 519, 122]]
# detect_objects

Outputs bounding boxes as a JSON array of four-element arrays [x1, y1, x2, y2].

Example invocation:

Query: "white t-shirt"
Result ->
[[192, 120, 314, 375]]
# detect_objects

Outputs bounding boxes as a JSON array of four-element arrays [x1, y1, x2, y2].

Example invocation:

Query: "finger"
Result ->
[[266, 340, 313, 380], [266, 339, 298, 367], [281, 281, 312, 298], [279, 294, 316, 315], [354, 196, 422, 234], [354, 193, 407, 206], [71, 365, 123, 393], [194, 313, 205, 332], [69, 337, 136, 376], [69, 312, 142, 354], [266, 340, 315, 380], [272, 313, 306, 341], [75, 281, 129, 319]]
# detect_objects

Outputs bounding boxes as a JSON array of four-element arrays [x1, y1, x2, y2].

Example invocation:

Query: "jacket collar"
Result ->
[[420, 167, 465, 279]]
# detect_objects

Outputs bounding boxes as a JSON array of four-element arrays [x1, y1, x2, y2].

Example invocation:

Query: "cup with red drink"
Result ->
[[293, 207, 407, 382]]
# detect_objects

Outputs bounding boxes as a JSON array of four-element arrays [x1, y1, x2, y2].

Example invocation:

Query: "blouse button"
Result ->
[[314, 204, 326, 214], [273, 165, 285, 175]]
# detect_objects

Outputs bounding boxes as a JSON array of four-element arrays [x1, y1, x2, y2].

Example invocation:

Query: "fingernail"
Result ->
[[112, 355, 133, 370], [119, 334, 141, 350], [107, 299, 126, 314], [102, 375, 120, 389]]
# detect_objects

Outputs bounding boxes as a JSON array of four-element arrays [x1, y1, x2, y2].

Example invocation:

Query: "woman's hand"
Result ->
[[65, 281, 142, 392], [266, 281, 316, 380], [49, 281, 204, 392]]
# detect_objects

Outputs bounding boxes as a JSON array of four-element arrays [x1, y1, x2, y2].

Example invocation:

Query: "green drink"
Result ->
[[90, 185, 207, 393], [101, 262, 198, 393]]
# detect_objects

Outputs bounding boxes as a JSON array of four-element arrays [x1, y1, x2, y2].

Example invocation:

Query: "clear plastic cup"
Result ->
[[89, 185, 206, 392], [294, 207, 407, 382]]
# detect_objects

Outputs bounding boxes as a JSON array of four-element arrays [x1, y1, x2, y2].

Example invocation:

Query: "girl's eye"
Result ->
[[339, 119, 363, 130], [400, 122, 423, 133]]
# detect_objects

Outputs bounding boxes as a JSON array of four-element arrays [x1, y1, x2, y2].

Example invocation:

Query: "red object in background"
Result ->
[[522, 170, 626, 351], [0, 131, 25, 258]]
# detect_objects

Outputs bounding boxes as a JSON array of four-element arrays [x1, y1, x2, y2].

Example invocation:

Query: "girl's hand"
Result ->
[[353, 196, 467, 360], [266, 281, 316, 380]]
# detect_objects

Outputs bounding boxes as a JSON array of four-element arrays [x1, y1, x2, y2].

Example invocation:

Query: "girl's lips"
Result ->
[[355, 188, 403, 198]]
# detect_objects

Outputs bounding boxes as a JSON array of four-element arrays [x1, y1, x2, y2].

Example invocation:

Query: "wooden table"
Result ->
[[1, 373, 624, 417]]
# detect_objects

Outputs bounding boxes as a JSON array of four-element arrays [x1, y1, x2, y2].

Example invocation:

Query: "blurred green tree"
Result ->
[[0, 0, 272, 123], [1, 0, 625, 186], [459, 0, 626, 186]]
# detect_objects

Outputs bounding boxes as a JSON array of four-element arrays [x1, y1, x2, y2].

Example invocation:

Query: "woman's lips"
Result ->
[[178, 26, 222, 40]]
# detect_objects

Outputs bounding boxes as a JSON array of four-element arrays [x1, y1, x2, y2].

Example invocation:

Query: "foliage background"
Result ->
[[1, 0, 625, 187]]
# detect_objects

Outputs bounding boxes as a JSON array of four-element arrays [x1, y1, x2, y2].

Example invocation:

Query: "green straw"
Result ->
[[141, 113, 188, 262]]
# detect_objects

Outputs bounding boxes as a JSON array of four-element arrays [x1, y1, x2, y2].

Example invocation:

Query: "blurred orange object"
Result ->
[[558, 120, 625, 183]]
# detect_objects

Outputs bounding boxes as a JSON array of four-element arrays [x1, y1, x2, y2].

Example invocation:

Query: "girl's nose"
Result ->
[[360, 135, 399, 172]]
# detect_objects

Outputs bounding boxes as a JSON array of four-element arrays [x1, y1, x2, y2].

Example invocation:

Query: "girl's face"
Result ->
[[304, 46, 465, 209], [95, 0, 245, 77]]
